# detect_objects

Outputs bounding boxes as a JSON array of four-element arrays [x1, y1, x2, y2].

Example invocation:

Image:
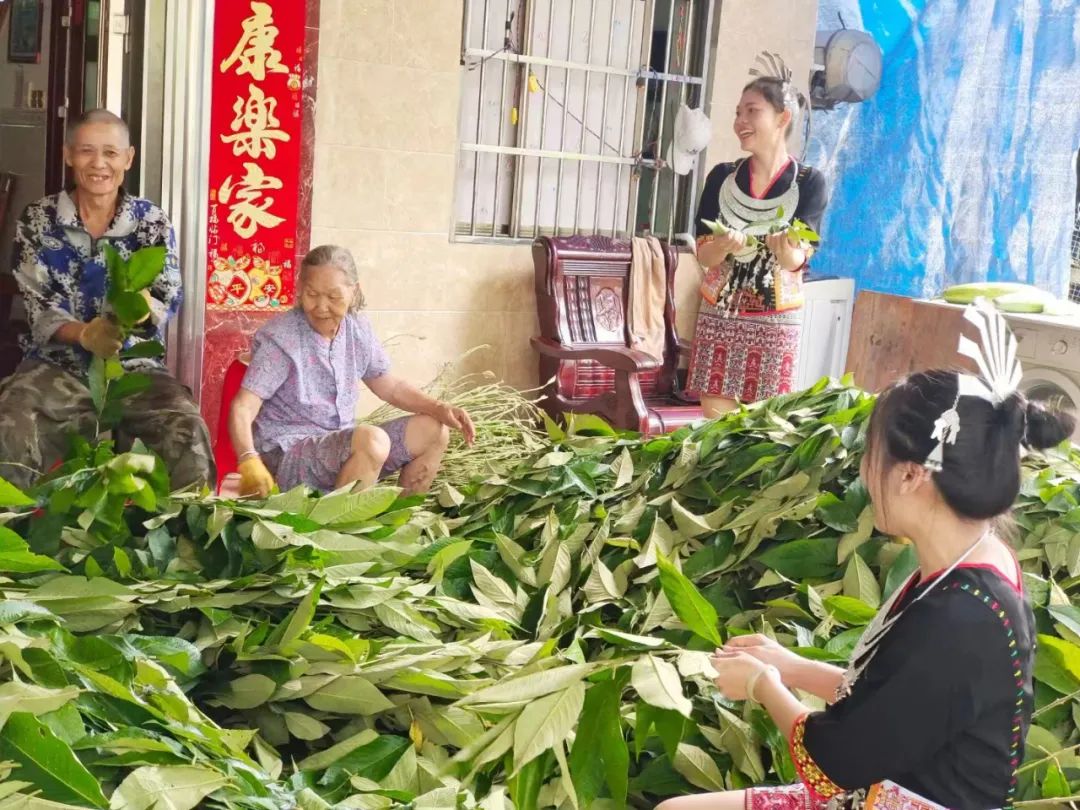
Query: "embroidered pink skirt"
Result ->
[[745, 784, 826, 810], [686, 308, 802, 402]]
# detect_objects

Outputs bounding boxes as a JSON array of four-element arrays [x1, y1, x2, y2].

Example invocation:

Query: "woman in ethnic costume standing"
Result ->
[[686, 57, 828, 417]]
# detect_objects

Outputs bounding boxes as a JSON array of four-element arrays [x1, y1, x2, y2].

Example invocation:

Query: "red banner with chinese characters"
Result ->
[[206, 0, 304, 310]]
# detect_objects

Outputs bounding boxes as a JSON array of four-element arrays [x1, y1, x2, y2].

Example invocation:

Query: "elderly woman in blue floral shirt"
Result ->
[[0, 109, 213, 490]]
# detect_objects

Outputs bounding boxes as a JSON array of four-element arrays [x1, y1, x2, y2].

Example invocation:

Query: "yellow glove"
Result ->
[[138, 289, 154, 324], [237, 455, 275, 498], [79, 317, 123, 358]]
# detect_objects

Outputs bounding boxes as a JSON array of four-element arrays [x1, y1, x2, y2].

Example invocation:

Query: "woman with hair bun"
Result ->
[[686, 54, 828, 417], [661, 304, 1075, 810]]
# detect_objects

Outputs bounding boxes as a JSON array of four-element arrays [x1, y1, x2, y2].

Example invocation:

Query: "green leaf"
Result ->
[[569, 680, 628, 808], [120, 340, 166, 360], [0, 712, 108, 808], [0, 476, 34, 508], [89, 356, 107, 413], [655, 552, 723, 646], [757, 538, 840, 580], [307, 487, 400, 525], [1036, 634, 1080, 694], [320, 734, 410, 787], [1048, 604, 1080, 641], [669, 500, 712, 539], [509, 750, 551, 810], [274, 580, 323, 653], [459, 664, 593, 706], [635, 703, 687, 760], [297, 729, 379, 772], [0, 600, 58, 624], [215, 673, 277, 710], [837, 506, 876, 562], [112, 290, 151, 328], [285, 712, 332, 741], [842, 554, 881, 607], [611, 448, 635, 489], [102, 244, 128, 291], [565, 413, 617, 436], [512, 681, 586, 772], [108, 765, 228, 810], [106, 373, 153, 403], [0, 526, 66, 573], [1042, 761, 1070, 798], [631, 655, 692, 718], [816, 492, 858, 532], [304, 675, 394, 715], [125, 637, 203, 678], [126, 246, 168, 291], [883, 543, 919, 600], [823, 595, 878, 626], [672, 743, 726, 791], [0, 684, 80, 731]]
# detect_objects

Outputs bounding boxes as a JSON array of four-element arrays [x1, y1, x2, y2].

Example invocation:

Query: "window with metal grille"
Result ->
[[454, 0, 717, 244]]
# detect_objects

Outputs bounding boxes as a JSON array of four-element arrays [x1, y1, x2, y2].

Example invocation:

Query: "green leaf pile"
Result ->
[[1, 378, 1079, 807]]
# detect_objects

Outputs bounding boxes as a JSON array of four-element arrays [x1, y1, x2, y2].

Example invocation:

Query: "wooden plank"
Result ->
[[845, 291, 976, 392]]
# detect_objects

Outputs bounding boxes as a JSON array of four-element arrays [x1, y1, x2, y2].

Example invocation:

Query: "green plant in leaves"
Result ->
[[702, 207, 820, 252], [1, 378, 1080, 806], [88, 245, 168, 430]]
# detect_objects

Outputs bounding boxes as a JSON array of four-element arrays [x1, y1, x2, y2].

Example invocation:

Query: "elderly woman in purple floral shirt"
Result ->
[[228, 245, 475, 497]]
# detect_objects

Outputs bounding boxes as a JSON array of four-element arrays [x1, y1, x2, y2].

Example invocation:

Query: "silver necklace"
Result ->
[[835, 530, 991, 701], [717, 159, 801, 262]]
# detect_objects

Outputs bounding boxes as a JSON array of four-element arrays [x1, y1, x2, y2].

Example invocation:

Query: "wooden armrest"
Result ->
[[676, 338, 692, 356], [531, 336, 661, 372]]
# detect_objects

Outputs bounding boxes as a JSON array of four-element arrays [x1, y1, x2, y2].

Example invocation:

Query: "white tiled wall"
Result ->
[[311, 0, 821, 411]]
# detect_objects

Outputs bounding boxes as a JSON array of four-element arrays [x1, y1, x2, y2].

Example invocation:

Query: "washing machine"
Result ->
[[1006, 312, 1080, 441]]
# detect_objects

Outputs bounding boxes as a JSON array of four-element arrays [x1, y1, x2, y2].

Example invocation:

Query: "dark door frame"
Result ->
[[44, 0, 87, 193]]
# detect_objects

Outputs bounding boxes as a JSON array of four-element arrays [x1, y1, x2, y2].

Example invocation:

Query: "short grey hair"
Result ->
[[66, 109, 131, 147], [299, 245, 366, 311]]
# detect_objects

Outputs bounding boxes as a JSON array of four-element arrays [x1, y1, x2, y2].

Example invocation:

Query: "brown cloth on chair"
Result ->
[[629, 235, 667, 361]]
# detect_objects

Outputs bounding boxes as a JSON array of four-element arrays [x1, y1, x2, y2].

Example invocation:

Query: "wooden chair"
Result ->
[[531, 235, 703, 435]]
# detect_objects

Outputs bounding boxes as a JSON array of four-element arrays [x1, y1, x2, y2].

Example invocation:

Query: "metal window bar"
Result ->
[[453, 0, 715, 243]]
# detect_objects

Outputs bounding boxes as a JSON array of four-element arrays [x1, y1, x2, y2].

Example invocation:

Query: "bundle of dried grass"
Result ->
[[359, 347, 546, 487]]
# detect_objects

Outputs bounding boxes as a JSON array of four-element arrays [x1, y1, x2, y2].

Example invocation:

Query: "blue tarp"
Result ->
[[806, 0, 1080, 298]]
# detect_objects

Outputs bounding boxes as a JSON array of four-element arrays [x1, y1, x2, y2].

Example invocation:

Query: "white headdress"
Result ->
[[923, 299, 1024, 472]]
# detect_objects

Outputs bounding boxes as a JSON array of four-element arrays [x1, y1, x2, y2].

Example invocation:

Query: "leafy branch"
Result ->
[[88, 245, 168, 432]]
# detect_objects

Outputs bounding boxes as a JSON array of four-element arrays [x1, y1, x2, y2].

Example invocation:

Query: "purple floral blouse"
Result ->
[[242, 307, 391, 453]]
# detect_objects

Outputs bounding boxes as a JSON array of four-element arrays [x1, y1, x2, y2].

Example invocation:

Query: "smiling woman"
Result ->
[[227, 245, 477, 499], [685, 55, 829, 420]]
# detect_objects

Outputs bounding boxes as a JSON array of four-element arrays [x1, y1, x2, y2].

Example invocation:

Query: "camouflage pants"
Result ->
[[0, 360, 215, 491]]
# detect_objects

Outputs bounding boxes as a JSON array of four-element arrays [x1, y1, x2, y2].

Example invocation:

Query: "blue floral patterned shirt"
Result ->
[[11, 190, 182, 378]]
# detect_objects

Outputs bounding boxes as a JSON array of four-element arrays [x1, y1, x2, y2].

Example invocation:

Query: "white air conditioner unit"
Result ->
[[810, 28, 883, 111]]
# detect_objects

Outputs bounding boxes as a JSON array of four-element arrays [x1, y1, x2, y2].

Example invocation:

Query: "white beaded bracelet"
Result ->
[[745, 665, 780, 703]]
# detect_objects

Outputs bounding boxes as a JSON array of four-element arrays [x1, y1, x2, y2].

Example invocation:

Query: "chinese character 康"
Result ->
[[220, 1, 289, 81]]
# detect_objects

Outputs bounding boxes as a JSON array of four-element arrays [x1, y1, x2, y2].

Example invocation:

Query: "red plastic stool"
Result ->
[[214, 352, 251, 490]]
